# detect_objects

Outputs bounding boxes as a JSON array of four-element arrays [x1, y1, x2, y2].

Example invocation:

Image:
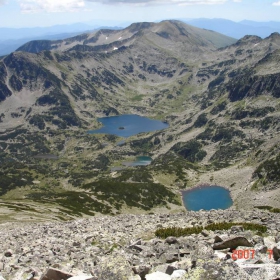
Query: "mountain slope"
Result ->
[[0, 20, 279, 220], [16, 20, 236, 54], [1, 20, 237, 132]]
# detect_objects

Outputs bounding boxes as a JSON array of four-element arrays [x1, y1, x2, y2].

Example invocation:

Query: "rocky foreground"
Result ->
[[0, 209, 280, 280]]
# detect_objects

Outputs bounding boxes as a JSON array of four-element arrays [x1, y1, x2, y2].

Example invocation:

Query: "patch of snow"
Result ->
[[146, 271, 171, 280], [32, 181, 41, 184], [171, 270, 187, 279]]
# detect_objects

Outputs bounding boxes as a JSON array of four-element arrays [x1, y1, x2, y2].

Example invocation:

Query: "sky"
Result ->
[[0, 0, 280, 28]]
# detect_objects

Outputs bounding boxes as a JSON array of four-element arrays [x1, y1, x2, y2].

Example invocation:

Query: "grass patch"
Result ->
[[155, 222, 267, 238], [155, 226, 203, 238], [131, 95, 143, 101], [254, 206, 280, 213]]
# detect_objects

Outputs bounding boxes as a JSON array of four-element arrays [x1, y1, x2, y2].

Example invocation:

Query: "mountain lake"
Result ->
[[182, 185, 233, 211], [122, 156, 152, 166], [88, 114, 169, 137]]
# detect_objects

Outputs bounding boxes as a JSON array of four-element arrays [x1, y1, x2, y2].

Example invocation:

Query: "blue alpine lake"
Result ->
[[88, 114, 169, 137], [182, 185, 233, 211]]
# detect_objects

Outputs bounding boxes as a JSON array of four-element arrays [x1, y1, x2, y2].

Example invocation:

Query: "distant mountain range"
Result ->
[[1, 19, 280, 56], [0, 23, 122, 56], [0, 31, 93, 57], [184, 18, 280, 39], [16, 21, 236, 54]]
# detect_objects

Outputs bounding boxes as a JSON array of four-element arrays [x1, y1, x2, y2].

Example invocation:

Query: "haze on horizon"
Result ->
[[0, 0, 280, 28]]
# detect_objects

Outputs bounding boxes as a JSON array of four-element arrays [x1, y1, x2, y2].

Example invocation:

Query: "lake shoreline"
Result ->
[[87, 114, 169, 137], [180, 183, 233, 211]]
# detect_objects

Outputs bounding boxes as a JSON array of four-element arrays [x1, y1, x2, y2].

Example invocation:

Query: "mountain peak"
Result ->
[[234, 35, 262, 46], [267, 32, 280, 41], [15, 20, 237, 54], [126, 22, 155, 33]]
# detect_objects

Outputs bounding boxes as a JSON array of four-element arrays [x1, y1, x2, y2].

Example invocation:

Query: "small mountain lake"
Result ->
[[182, 185, 233, 211], [34, 154, 59, 160], [122, 156, 152, 166], [88, 114, 169, 137]]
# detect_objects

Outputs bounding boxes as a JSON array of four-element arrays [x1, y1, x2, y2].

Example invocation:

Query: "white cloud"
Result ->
[[0, 0, 7, 6], [86, 0, 227, 6], [272, 1, 280, 5], [19, 0, 85, 13], [17, 0, 228, 13], [232, 0, 241, 2]]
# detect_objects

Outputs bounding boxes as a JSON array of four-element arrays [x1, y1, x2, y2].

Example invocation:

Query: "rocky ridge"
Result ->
[[16, 21, 236, 54], [0, 209, 279, 280]]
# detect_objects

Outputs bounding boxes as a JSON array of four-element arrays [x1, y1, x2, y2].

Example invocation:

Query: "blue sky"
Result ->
[[0, 0, 279, 28]]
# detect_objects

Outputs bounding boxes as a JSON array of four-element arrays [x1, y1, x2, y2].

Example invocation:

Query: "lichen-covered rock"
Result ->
[[165, 237, 179, 245], [185, 259, 253, 280]]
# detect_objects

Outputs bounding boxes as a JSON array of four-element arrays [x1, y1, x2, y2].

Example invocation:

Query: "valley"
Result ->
[[0, 20, 280, 223]]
